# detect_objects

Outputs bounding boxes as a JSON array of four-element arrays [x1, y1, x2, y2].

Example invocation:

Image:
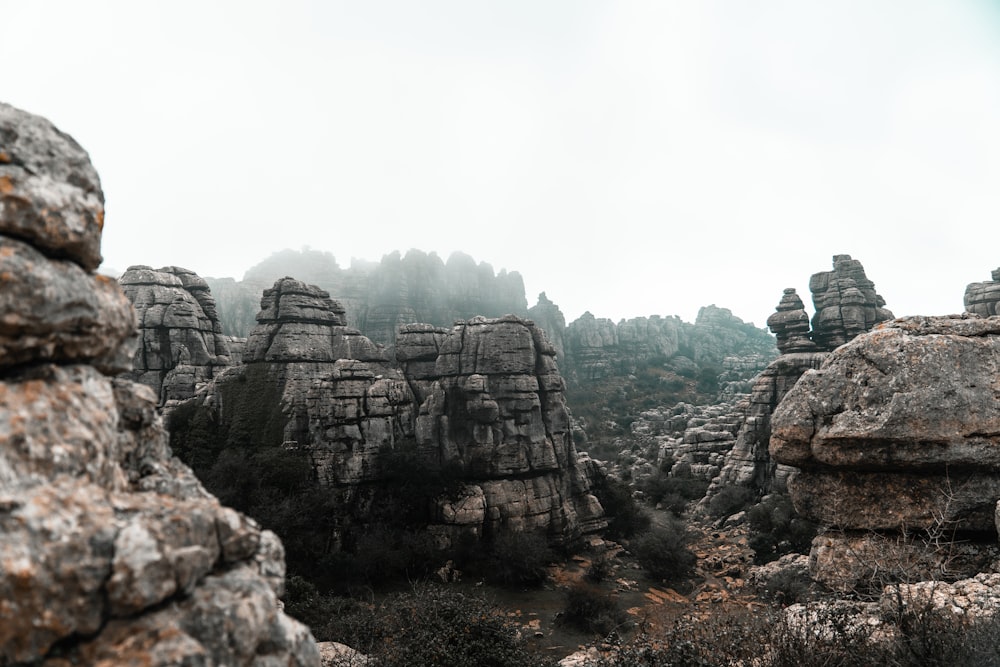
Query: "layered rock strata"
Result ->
[[174, 283, 605, 548], [964, 268, 1000, 317], [706, 256, 893, 505], [120, 264, 232, 409], [771, 315, 1000, 591], [0, 102, 318, 665]]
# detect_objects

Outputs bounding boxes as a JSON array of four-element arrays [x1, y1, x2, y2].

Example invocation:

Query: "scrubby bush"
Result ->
[[560, 583, 630, 637], [747, 493, 818, 564], [631, 518, 697, 583], [640, 471, 709, 516], [706, 484, 756, 518], [592, 476, 651, 540], [483, 532, 556, 587]]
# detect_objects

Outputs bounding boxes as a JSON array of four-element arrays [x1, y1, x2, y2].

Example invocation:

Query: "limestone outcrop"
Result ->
[[706, 256, 893, 505], [964, 268, 1000, 317], [0, 102, 318, 665], [120, 264, 232, 409], [771, 315, 1000, 591], [171, 286, 605, 550], [209, 248, 529, 347]]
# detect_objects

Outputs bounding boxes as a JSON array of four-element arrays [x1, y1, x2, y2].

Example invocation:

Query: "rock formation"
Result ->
[[171, 281, 605, 550], [120, 265, 232, 410], [771, 315, 1000, 591], [209, 248, 529, 348], [0, 102, 318, 665], [528, 291, 567, 364], [706, 255, 893, 504], [964, 268, 1000, 317]]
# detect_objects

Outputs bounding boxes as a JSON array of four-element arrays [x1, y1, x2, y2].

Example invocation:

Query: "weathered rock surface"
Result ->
[[0, 102, 318, 666], [120, 265, 232, 409], [173, 287, 605, 549], [528, 291, 567, 364], [964, 267, 1000, 317], [808, 254, 894, 351], [771, 315, 1000, 591]]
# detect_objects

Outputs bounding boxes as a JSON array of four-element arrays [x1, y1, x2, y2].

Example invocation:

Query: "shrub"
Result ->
[[631, 519, 697, 583], [560, 583, 630, 637], [483, 532, 556, 587], [592, 476, 651, 540], [706, 484, 756, 518], [366, 585, 541, 667], [747, 493, 818, 564], [640, 472, 709, 516]]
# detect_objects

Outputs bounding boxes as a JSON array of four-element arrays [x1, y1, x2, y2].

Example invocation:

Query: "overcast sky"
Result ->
[[4, 1, 1000, 327]]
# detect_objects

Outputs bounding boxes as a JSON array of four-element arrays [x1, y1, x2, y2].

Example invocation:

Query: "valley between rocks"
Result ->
[[8, 99, 1000, 666]]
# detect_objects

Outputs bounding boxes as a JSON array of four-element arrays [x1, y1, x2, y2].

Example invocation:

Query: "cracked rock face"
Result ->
[[174, 287, 605, 548], [965, 267, 1000, 317], [770, 315, 1000, 591], [0, 102, 318, 666], [119, 265, 232, 411]]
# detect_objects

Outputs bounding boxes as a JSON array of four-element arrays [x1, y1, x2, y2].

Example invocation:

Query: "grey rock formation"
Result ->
[[964, 267, 1000, 317], [120, 265, 232, 410], [173, 288, 605, 549], [211, 248, 529, 348], [808, 254, 893, 351], [528, 291, 567, 364], [0, 102, 318, 666], [704, 255, 893, 507], [771, 315, 1000, 591]]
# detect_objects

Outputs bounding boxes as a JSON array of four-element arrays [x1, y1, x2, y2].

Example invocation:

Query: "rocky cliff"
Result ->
[[0, 102, 318, 665], [170, 280, 605, 556], [964, 267, 1000, 317], [771, 315, 1000, 591], [208, 248, 529, 347], [119, 265, 232, 411], [704, 255, 894, 502]]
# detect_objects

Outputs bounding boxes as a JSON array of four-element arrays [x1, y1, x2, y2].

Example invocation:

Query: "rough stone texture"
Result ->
[[0, 236, 135, 373], [771, 315, 1000, 591], [120, 265, 232, 409], [808, 254, 894, 351], [767, 288, 818, 354], [884, 572, 1000, 619], [0, 102, 104, 270], [175, 290, 605, 549], [964, 267, 1000, 317], [0, 102, 318, 666]]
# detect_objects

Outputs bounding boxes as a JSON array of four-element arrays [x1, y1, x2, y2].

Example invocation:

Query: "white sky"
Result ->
[[4, 1, 1000, 327]]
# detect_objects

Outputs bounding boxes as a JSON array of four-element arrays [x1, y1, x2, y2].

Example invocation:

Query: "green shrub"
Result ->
[[706, 484, 756, 518], [631, 519, 697, 583], [592, 476, 651, 540], [747, 493, 819, 564], [640, 472, 709, 516], [559, 583, 630, 637], [483, 532, 556, 587]]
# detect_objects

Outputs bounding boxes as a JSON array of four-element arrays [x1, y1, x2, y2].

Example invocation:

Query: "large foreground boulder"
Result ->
[[0, 102, 318, 665], [771, 315, 1000, 591]]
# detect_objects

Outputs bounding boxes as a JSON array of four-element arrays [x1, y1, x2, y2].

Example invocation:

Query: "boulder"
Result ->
[[771, 315, 1000, 591], [0, 102, 318, 666]]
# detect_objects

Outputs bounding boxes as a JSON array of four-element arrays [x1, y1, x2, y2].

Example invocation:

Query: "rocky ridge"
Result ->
[[0, 102, 318, 665], [171, 280, 605, 549]]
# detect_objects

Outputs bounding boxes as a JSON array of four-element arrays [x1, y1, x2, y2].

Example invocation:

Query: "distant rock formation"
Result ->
[[207, 248, 529, 348], [527, 291, 567, 364], [562, 305, 775, 382], [0, 102, 318, 665], [771, 315, 1000, 591], [706, 255, 893, 503], [171, 280, 605, 549], [964, 267, 1000, 317], [119, 265, 232, 410]]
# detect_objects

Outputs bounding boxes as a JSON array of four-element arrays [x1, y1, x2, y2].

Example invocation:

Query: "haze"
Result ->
[[4, 0, 1000, 327]]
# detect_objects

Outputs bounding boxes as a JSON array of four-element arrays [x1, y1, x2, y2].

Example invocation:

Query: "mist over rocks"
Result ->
[[208, 247, 529, 348], [0, 103, 318, 665]]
